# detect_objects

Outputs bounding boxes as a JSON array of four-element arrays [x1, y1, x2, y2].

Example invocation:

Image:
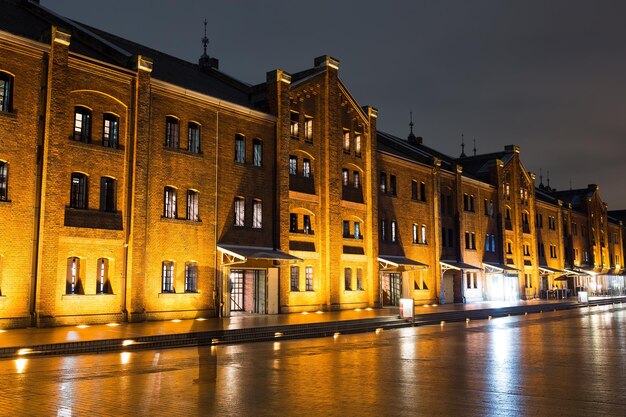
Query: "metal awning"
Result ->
[[483, 262, 520, 273], [538, 265, 568, 275], [378, 255, 429, 270], [217, 244, 301, 266], [563, 268, 592, 277], [440, 260, 482, 273]]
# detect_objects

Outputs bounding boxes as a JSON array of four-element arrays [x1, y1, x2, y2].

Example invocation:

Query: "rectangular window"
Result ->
[[165, 117, 179, 149], [96, 258, 109, 294], [289, 155, 297, 175], [485, 234, 490, 251], [344, 267, 352, 291], [188, 122, 201, 153], [0, 161, 8, 201], [305, 266, 314, 291], [342, 168, 349, 186], [379, 172, 387, 193], [290, 112, 299, 138], [290, 213, 298, 232], [353, 171, 360, 188], [185, 262, 198, 292], [234, 197, 245, 226], [0, 72, 13, 112], [391, 220, 397, 243], [484, 199, 488, 216], [73, 107, 91, 143], [390, 175, 397, 196], [465, 232, 470, 249], [290, 266, 299, 291], [464, 194, 469, 211], [420, 182, 426, 202], [354, 222, 361, 239], [412, 180, 418, 200], [66, 257, 83, 295], [303, 215, 312, 234], [354, 134, 362, 157], [100, 177, 116, 212], [163, 187, 177, 219], [304, 116, 313, 142], [421, 225, 427, 244], [253, 139, 262, 166], [489, 200, 494, 217], [470, 195, 475, 212], [70, 173, 88, 209], [235, 134, 245, 163], [356, 268, 363, 290], [525, 274, 532, 289], [380, 219, 386, 241], [162, 261, 174, 293], [343, 130, 351, 153], [252, 199, 262, 228], [186, 190, 199, 221], [303, 159, 311, 178], [343, 220, 350, 238], [491, 235, 496, 252], [102, 113, 119, 148], [413, 224, 419, 244]]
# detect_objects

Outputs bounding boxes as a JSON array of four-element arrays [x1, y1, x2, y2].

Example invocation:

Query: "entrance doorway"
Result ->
[[382, 272, 402, 306], [229, 269, 267, 314]]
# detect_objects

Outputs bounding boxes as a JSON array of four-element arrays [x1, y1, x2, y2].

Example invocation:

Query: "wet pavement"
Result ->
[[1, 304, 625, 416]]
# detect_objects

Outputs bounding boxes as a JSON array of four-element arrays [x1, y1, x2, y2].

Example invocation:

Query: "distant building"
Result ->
[[0, 0, 623, 328]]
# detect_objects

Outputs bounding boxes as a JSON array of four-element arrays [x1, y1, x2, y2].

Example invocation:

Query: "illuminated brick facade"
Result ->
[[0, 1, 623, 328]]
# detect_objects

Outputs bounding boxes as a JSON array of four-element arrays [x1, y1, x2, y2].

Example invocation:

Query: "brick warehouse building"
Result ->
[[0, 0, 624, 328]]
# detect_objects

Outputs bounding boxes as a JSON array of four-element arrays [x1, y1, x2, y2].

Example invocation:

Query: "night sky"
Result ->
[[44, 0, 626, 209]]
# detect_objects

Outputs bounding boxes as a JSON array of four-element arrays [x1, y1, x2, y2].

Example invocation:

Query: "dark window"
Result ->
[[187, 190, 199, 221], [420, 182, 426, 202], [290, 266, 299, 291], [96, 258, 110, 294], [185, 262, 198, 292], [0, 72, 13, 113], [290, 213, 298, 232], [188, 122, 201, 153], [380, 219, 386, 241], [162, 261, 174, 293], [390, 175, 397, 196], [165, 117, 179, 149], [354, 222, 361, 239], [73, 107, 91, 143], [441, 227, 446, 247], [66, 257, 83, 294], [0, 161, 7, 201], [234, 197, 245, 226], [344, 267, 352, 291], [379, 172, 387, 193], [102, 113, 119, 148], [164, 187, 177, 219], [235, 134, 245, 163], [391, 220, 397, 243], [100, 177, 116, 212], [412, 181, 418, 200], [343, 220, 350, 238], [484, 199, 488, 216], [342, 168, 349, 186], [252, 199, 262, 228], [70, 173, 88, 209], [413, 224, 419, 244], [356, 268, 363, 290], [253, 139, 262, 166]]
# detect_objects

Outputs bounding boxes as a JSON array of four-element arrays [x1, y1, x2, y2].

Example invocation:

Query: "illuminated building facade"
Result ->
[[0, 0, 623, 328]]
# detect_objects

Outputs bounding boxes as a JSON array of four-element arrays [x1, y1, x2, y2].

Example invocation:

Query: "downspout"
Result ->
[[214, 112, 221, 317]]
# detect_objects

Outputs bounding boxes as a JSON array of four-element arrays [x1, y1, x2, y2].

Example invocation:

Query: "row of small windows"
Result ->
[[234, 197, 263, 228], [342, 129, 362, 157], [342, 169, 360, 188], [235, 134, 263, 166], [161, 261, 198, 293], [484, 234, 497, 252], [165, 117, 201, 153], [163, 187, 200, 221], [0, 71, 13, 113], [380, 172, 426, 201], [290, 112, 313, 142], [344, 267, 364, 291], [289, 155, 311, 177], [290, 213, 313, 234], [65, 257, 112, 295], [380, 220, 427, 245], [69, 173, 116, 212], [343, 220, 362, 239], [290, 265, 314, 291], [73, 107, 119, 149]]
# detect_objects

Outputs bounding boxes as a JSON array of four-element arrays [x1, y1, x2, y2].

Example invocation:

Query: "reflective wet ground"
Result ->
[[2, 305, 625, 416]]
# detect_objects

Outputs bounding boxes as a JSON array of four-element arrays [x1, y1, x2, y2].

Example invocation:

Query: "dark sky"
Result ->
[[45, 0, 626, 209]]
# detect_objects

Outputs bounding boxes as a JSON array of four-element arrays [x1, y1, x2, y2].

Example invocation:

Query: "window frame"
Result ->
[[252, 138, 262, 167], [162, 261, 174, 293], [185, 262, 198, 293], [0, 71, 14, 113], [0, 161, 8, 201], [100, 176, 116, 212], [234, 134, 246, 163], [188, 122, 201, 154], [73, 106, 92, 143], [165, 116, 180, 149], [234, 196, 245, 226], [163, 186, 177, 219], [186, 189, 199, 221], [102, 113, 119, 149], [252, 199, 262, 229], [70, 173, 88, 209]]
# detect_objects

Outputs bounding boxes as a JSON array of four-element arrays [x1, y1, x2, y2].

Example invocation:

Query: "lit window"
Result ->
[[391, 220, 397, 243], [185, 262, 198, 292], [290, 112, 299, 139], [353, 171, 360, 188], [356, 267, 363, 290], [235, 134, 245, 163], [304, 116, 313, 142], [253, 138, 262, 166], [0, 72, 13, 113], [188, 122, 201, 153], [163, 186, 177, 219], [102, 113, 119, 148], [354, 134, 362, 157], [100, 177, 116, 212], [303, 159, 311, 178], [66, 257, 83, 294], [0, 161, 8, 201], [289, 155, 297, 175], [342, 169, 349, 186], [379, 172, 387, 193], [234, 197, 245, 226], [73, 106, 91, 143], [96, 258, 110, 294], [345, 267, 352, 291], [305, 266, 314, 291], [354, 222, 361, 239], [187, 190, 199, 221], [524, 244, 530, 256], [485, 234, 490, 251], [303, 215, 312, 234], [165, 117, 179, 149], [252, 199, 262, 228], [413, 224, 418, 244], [290, 266, 299, 291], [381, 219, 386, 241], [343, 130, 350, 153], [421, 225, 427, 244], [162, 261, 174, 293], [70, 173, 88, 209]]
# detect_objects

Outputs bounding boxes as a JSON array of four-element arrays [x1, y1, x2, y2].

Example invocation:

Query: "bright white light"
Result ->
[[211, 338, 219, 344], [375, 328, 383, 334], [120, 352, 131, 364], [301, 311, 309, 315], [274, 332, 283, 338], [354, 308, 362, 312], [171, 319, 182, 323], [17, 348, 32, 356], [365, 307, 373, 311], [122, 339, 134, 346], [273, 342, 281, 351], [195, 317, 207, 321], [315, 311, 324, 314], [76, 325, 90, 329], [15, 358, 27, 374], [333, 332, 341, 338], [106, 323, 120, 327]]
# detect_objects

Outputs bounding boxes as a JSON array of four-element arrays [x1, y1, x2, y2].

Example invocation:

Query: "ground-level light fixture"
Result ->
[[122, 339, 135, 347]]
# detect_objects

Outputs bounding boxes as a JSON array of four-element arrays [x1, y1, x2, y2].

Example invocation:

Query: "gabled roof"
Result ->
[[550, 187, 595, 208], [0, 0, 254, 107]]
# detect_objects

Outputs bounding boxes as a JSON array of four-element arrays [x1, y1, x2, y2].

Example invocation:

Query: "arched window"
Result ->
[[70, 173, 88, 209], [0, 71, 14, 113], [252, 199, 262, 228], [162, 261, 174, 293], [66, 257, 84, 294], [188, 122, 200, 153], [73, 106, 92, 142], [164, 186, 177, 219], [96, 258, 111, 294], [186, 189, 199, 221], [185, 261, 198, 292], [234, 196, 245, 226], [253, 138, 262, 166], [165, 116, 179, 148], [102, 113, 119, 148]]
